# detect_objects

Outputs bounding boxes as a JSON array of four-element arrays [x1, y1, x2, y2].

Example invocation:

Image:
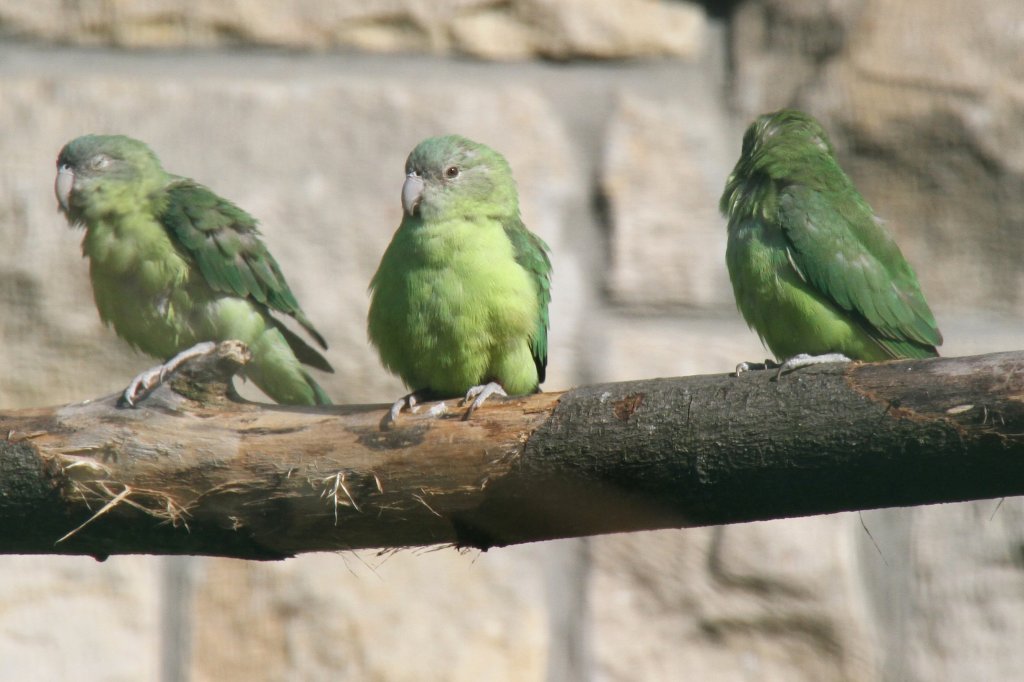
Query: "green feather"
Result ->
[[503, 217, 551, 383], [161, 182, 329, 356]]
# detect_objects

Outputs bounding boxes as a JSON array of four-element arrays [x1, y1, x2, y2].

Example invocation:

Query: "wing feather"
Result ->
[[161, 180, 331, 362], [503, 219, 552, 385], [778, 185, 942, 357]]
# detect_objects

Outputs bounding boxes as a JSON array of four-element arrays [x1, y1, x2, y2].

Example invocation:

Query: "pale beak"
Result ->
[[401, 172, 424, 216], [55, 165, 75, 214]]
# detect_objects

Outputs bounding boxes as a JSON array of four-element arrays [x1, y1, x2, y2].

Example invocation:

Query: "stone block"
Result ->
[[0, 0, 706, 60], [601, 93, 738, 309], [515, 0, 705, 61], [0, 556, 161, 681], [188, 545, 572, 681], [729, 0, 866, 116], [594, 314, 766, 383], [589, 518, 878, 682], [860, 500, 1024, 681]]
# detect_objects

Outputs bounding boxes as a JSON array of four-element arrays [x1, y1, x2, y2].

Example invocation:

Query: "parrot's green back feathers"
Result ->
[[368, 135, 551, 398], [720, 110, 941, 361], [56, 134, 332, 405]]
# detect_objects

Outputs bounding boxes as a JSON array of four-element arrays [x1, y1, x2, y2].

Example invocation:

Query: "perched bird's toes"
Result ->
[[381, 392, 425, 430], [461, 382, 507, 405], [119, 366, 164, 407], [732, 359, 780, 377], [462, 382, 508, 420], [164, 341, 218, 375], [118, 341, 221, 408], [775, 352, 853, 379], [381, 394, 411, 430]]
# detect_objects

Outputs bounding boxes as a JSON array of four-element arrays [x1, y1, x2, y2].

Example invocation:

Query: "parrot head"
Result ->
[[400, 135, 518, 222], [55, 134, 165, 224], [738, 109, 837, 170], [721, 109, 838, 217]]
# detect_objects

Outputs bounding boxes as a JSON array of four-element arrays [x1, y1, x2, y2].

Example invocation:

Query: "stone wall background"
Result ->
[[1, 1, 1023, 680]]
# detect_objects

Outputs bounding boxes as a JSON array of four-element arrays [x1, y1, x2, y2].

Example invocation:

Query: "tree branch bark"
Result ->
[[2, 341, 1022, 560]]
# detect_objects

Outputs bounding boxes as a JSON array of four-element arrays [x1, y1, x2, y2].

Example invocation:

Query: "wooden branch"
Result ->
[[2, 341, 1023, 560]]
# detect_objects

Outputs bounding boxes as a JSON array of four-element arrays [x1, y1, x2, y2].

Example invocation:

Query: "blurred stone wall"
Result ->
[[1, 1, 1023, 680]]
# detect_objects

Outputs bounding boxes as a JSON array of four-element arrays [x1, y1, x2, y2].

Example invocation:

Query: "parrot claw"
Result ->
[[121, 366, 165, 407], [774, 353, 852, 379], [380, 391, 448, 430], [733, 359, 780, 376], [119, 341, 218, 407], [460, 382, 508, 420], [382, 393, 416, 429]]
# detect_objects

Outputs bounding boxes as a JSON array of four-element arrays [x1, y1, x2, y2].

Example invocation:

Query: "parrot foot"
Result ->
[[383, 393, 417, 430], [775, 353, 852, 379], [380, 391, 448, 430], [733, 359, 780, 376], [119, 341, 218, 407], [460, 382, 508, 420]]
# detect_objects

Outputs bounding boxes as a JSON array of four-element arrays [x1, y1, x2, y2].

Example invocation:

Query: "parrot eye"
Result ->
[[444, 165, 460, 179], [88, 154, 111, 171]]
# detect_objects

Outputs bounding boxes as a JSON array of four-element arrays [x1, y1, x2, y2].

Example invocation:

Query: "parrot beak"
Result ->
[[401, 172, 424, 216], [55, 165, 75, 214]]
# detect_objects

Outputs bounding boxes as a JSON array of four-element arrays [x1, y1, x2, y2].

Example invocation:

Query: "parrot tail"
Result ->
[[305, 371, 333, 406]]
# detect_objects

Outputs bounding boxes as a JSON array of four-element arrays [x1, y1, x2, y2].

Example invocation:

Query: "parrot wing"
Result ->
[[504, 219, 552, 383], [162, 180, 333, 372], [778, 183, 941, 358]]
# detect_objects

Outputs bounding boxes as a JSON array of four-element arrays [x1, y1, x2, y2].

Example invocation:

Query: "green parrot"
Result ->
[[55, 134, 333, 406], [720, 109, 942, 374], [368, 134, 552, 426]]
